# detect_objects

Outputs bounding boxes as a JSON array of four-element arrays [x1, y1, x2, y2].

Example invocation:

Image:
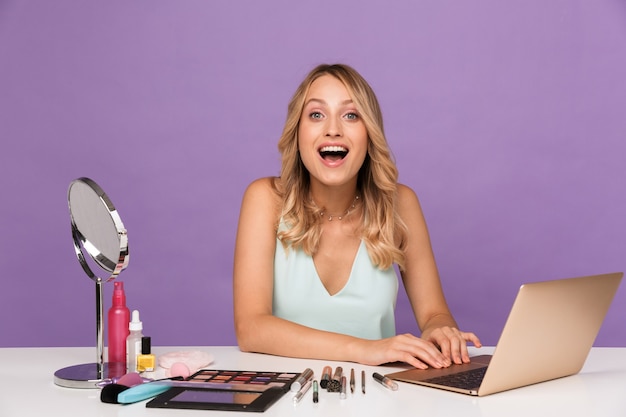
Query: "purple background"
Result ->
[[1, 1, 624, 349]]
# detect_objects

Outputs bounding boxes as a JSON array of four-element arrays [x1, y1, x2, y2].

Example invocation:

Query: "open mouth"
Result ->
[[319, 145, 348, 162]]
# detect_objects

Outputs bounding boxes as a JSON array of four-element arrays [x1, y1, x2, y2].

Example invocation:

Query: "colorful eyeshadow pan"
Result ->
[[184, 370, 300, 389]]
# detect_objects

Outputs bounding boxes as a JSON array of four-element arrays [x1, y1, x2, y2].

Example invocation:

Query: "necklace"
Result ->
[[317, 195, 360, 221]]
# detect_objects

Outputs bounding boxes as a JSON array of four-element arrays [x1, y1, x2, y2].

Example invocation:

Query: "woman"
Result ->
[[233, 64, 480, 369]]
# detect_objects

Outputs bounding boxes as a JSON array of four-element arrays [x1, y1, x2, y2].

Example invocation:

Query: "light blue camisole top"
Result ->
[[273, 235, 399, 340]]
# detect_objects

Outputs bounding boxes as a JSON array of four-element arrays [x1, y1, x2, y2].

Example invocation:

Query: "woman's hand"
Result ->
[[352, 333, 452, 369], [421, 326, 482, 365], [354, 329, 481, 369]]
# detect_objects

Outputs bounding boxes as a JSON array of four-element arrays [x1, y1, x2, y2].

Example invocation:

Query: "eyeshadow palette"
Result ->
[[184, 369, 299, 391], [146, 369, 301, 412]]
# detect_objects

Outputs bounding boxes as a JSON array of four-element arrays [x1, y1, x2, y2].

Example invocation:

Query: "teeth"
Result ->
[[320, 145, 347, 153]]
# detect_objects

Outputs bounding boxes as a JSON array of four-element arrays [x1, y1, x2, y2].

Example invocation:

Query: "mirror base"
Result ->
[[54, 362, 127, 389]]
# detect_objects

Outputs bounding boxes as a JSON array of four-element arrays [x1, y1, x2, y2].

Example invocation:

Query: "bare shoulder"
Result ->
[[243, 177, 281, 203], [240, 177, 282, 219], [244, 177, 279, 196], [396, 183, 422, 211], [395, 183, 429, 235]]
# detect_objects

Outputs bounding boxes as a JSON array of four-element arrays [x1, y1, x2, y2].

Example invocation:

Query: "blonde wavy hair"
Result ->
[[276, 64, 407, 270]]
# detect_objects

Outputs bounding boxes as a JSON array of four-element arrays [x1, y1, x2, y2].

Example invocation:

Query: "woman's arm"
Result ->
[[397, 184, 481, 364], [233, 178, 359, 360]]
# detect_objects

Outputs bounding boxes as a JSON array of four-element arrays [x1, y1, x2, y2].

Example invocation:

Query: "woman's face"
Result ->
[[297, 75, 368, 189]]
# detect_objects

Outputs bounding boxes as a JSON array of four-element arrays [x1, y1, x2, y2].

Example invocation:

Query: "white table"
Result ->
[[2, 346, 625, 416]]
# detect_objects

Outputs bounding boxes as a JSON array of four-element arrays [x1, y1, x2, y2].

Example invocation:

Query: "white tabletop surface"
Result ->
[[2, 346, 625, 416]]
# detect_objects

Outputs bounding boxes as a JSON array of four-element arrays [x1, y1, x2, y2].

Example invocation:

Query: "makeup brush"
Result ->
[[101, 383, 132, 404], [100, 377, 184, 404], [99, 372, 146, 403]]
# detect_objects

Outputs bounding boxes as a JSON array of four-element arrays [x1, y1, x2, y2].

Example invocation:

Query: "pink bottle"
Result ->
[[108, 282, 130, 364]]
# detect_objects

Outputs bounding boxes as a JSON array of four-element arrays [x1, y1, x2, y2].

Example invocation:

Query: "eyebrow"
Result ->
[[304, 98, 354, 107]]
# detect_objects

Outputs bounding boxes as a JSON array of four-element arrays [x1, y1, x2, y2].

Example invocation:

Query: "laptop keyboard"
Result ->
[[423, 367, 487, 390]]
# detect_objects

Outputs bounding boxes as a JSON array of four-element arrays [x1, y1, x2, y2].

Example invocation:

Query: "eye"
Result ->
[[309, 111, 324, 120], [344, 112, 359, 120]]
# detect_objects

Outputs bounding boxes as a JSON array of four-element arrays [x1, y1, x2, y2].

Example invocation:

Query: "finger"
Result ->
[[462, 332, 482, 363], [430, 328, 462, 365], [467, 332, 482, 348], [385, 335, 434, 369], [402, 353, 429, 370], [455, 338, 471, 363], [446, 335, 465, 365], [442, 328, 471, 365], [457, 332, 483, 362], [413, 341, 450, 368], [435, 337, 454, 366]]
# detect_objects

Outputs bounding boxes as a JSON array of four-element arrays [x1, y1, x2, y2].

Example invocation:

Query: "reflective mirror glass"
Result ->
[[68, 177, 129, 282]]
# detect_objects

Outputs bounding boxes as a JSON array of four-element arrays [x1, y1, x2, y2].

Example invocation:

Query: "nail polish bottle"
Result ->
[[137, 336, 156, 373]]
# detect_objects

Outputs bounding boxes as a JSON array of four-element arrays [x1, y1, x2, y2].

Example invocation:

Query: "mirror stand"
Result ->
[[53, 281, 114, 388]]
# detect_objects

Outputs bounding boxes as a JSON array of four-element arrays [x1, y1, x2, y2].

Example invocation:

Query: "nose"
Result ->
[[325, 116, 343, 137]]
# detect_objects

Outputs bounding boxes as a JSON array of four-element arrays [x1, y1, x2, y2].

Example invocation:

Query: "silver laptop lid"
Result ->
[[387, 272, 622, 396], [478, 272, 622, 395]]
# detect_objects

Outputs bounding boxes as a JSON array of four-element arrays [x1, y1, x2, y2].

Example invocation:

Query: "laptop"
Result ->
[[386, 272, 622, 396]]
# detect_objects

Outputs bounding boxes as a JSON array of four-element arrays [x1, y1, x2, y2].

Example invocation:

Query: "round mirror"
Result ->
[[68, 177, 129, 281], [54, 177, 130, 388]]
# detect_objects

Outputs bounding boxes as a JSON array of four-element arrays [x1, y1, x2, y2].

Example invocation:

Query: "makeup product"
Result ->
[[312, 380, 319, 403], [96, 372, 151, 388], [137, 336, 156, 372], [320, 366, 331, 388], [116, 372, 146, 387], [126, 310, 143, 372], [101, 383, 133, 403], [327, 367, 342, 392], [146, 369, 301, 412], [100, 377, 183, 404], [169, 362, 191, 378], [340, 376, 347, 399], [350, 368, 355, 393], [107, 282, 130, 365], [159, 350, 214, 377], [290, 368, 314, 392], [181, 369, 299, 391], [117, 381, 173, 404], [373, 372, 398, 391], [361, 370, 366, 393], [293, 379, 312, 404]]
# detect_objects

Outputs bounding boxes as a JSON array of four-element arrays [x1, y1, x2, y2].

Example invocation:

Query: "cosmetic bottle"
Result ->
[[107, 282, 130, 365], [126, 310, 144, 373], [137, 336, 156, 373]]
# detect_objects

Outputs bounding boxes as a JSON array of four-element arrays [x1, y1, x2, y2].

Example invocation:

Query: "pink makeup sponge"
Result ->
[[169, 362, 191, 379], [116, 372, 144, 387], [159, 351, 213, 377]]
